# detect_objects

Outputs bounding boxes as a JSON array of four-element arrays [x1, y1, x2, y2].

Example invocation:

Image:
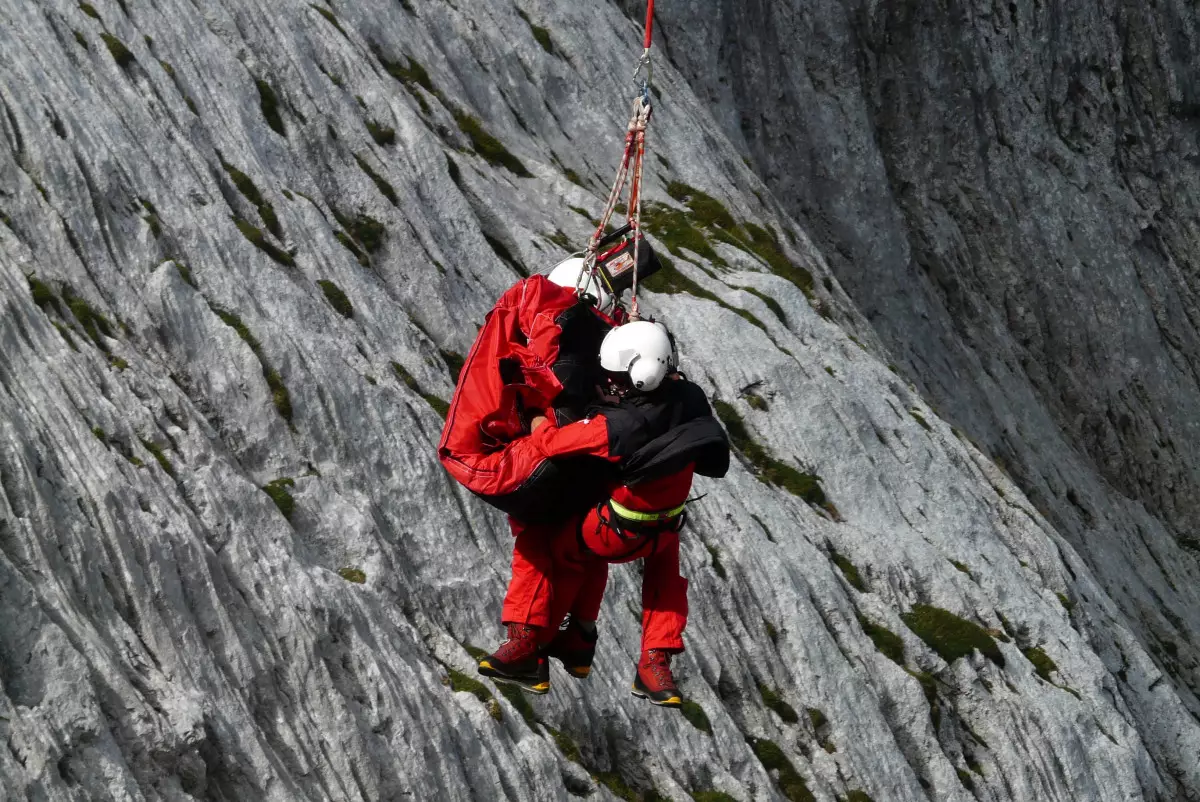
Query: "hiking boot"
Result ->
[[478, 624, 550, 694], [545, 616, 598, 679], [631, 649, 681, 707]]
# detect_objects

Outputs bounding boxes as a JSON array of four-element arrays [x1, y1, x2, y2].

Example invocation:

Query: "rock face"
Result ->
[[652, 0, 1200, 746], [0, 1, 1198, 801]]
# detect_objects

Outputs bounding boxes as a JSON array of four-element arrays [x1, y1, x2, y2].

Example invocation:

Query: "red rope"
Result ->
[[584, 2, 656, 320]]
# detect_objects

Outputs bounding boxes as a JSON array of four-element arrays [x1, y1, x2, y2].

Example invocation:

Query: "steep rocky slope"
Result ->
[[1, 1, 1198, 801], [650, 0, 1200, 739]]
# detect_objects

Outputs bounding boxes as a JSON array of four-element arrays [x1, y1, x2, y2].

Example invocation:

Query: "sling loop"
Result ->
[[580, 1, 657, 321]]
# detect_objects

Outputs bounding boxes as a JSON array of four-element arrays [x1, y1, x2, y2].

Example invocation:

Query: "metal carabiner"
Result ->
[[632, 49, 652, 88]]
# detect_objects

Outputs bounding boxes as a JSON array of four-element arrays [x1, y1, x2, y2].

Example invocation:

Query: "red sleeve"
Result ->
[[529, 415, 620, 462], [513, 276, 578, 401]]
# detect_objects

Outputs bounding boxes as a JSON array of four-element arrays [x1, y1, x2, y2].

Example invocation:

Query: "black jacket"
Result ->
[[590, 378, 730, 485]]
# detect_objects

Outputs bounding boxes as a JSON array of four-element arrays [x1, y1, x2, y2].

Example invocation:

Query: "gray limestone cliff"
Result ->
[[1, 1, 1198, 800]]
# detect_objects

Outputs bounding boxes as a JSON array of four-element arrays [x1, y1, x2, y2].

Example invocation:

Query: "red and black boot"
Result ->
[[478, 624, 550, 694], [544, 616, 598, 679], [632, 649, 682, 707]]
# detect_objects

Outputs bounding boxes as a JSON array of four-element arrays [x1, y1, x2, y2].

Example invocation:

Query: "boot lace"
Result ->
[[494, 624, 537, 661], [644, 649, 673, 688]]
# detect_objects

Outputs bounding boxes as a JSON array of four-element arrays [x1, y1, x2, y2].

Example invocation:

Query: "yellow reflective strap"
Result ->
[[608, 498, 686, 522]]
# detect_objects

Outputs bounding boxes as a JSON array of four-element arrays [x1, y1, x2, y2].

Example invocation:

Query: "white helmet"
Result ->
[[599, 321, 676, 392], [546, 257, 615, 315]]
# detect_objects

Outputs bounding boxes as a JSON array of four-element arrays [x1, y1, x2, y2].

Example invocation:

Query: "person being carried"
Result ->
[[438, 258, 624, 641], [478, 320, 730, 706]]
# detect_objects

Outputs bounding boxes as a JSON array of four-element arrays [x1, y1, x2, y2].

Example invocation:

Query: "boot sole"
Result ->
[[478, 661, 550, 694], [631, 686, 682, 707], [552, 661, 591, 679]]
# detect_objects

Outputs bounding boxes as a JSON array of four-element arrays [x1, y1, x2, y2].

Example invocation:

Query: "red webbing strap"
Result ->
[[582, 1, 656, 319]]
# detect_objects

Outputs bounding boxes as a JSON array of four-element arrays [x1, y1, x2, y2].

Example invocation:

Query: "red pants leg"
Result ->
[[578, 506, 688, 653], [500, 517, 556, 628], [544, 518, 609, 629], [640, 530, 687, 654]]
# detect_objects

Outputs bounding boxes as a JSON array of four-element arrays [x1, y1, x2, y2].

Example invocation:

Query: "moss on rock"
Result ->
[[262, 477, 296, 520], [759, 685, 799, 723], [901, 604, 1004, 667], [318, 279, 353, 318]]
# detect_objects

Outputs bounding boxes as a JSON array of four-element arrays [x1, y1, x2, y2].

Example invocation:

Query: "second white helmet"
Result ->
[[599, 320, 676, 392], [546, 257, 615, 316]]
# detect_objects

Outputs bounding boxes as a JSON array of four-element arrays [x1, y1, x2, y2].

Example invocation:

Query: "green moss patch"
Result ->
[[256, 79, 286, 136], [54, 323, 79, 351], [262, 477, 296, 520], [334, 232, 368, 265], [27, 275, 63, 316], [516, 9, 556, 54], [748, 738, 814, 802], [317, 279, 353, 318], [79, 2, 101, 19], [692, 793, 739, 802], [858, 616, 905, 665], [759, 685, 798, 723], [807, 707, 827, 730], [337, 566, 367, 584], [1022, 646, 1058, 682], [377, 49, 434, 93], [666, 182, 737, 231], [639, 253, 718, 298], [439, 349, 465, 383], [741, 286, 788, 325], [739, 222, 814, 298], [332, 209, 386, 255], [647, 184, 816, 298], [140, 438, 176, 478], [452, 108, 531, 177], [214, 308, 293, 423], [354, 154, 398, 205], [679, 700, 711, 734], [63, 287, 116, 351], [367, 119, 396, 146], [445, 665, 497, 717], [495, 683, 537, 728], [220, 160, 281, 238], [641, 202, 723, 265], [463, 643, 490, 662], [232, 217, 295, 267], [391, 362, 449, 417], [910, 410, 932, 431], [830, 548, 866, 591], [594, 772, 636, 800], [1057, 593, 1076, 614], [101, 34, 135, 68], [901, 604, 1004, 667], [544, 726, 581, 763], [840, 791, 876, 802], [310, 4, 348, 36], [713, 400, 836, 515]]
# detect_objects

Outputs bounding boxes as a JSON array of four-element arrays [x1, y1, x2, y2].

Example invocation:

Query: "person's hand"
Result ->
[[530, 415, 549, 431]]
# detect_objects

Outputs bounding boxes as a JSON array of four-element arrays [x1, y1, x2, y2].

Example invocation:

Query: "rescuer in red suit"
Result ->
[[477, 321, 730, 706]]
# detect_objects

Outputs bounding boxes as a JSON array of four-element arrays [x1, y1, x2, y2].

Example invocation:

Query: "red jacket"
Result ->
[[438, 276, 617, 521]]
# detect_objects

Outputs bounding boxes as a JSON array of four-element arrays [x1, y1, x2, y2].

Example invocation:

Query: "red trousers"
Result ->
[[501, 506, 688, 654]]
